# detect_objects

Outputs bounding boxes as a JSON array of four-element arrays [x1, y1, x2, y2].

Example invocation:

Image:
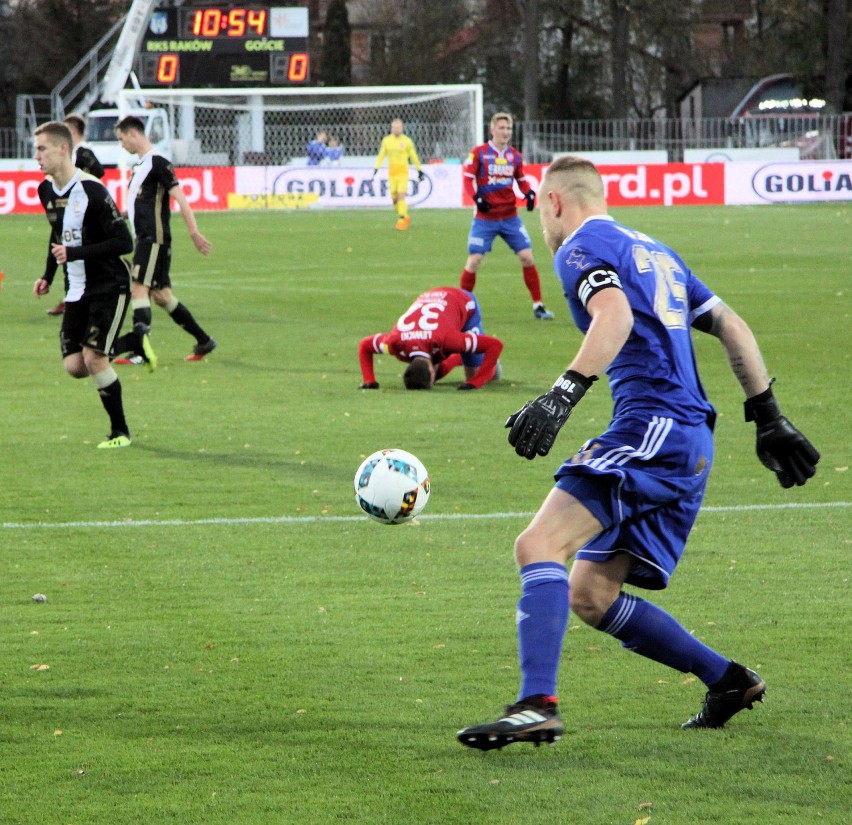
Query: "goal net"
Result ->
[[116, 84, 483, 169]]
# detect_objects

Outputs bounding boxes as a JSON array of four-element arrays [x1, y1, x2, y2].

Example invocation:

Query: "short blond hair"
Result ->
[[543, 155, 606, 207], [490, 112, 513, 128], [34, 121, 73, 151]]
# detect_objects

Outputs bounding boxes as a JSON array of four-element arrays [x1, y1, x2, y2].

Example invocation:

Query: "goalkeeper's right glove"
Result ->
[[474, 194, 490, 213], [744, 383, 820, 488], [506, 370, 595, 459]]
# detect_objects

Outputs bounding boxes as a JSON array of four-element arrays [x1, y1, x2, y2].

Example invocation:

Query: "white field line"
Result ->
[[1, 501, 848, 530]]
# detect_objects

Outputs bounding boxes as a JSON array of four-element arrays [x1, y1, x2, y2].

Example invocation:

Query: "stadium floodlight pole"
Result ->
[[101, 0, 159, 104]]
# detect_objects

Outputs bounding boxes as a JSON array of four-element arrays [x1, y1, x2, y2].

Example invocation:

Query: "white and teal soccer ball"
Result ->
[[354, 449, 430, 525]]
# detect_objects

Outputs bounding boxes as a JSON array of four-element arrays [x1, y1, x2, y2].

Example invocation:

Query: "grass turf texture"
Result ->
[[0, 203, 849, 824]]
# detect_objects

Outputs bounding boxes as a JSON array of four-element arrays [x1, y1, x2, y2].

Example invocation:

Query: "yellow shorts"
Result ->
[[388, 172, 409, 198]]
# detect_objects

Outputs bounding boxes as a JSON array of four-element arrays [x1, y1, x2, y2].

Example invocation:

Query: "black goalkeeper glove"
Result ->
[[744, 383, 820, 488], [417, 170, 425, 182], [506, 370, 596, 460], [525, 190, 536, 212], [474, 194, 490, 213]]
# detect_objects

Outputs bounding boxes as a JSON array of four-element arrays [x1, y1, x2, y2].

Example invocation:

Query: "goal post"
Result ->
[[116, 84, 483, 168]]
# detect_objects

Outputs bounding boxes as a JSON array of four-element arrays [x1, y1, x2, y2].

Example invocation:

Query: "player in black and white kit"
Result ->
[[32, 121, 134, 449], [44, 113, 107, 317], [112, 116, 216, 366]]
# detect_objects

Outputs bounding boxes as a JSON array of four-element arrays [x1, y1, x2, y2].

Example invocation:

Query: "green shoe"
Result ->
[[140, 330, 158, 373], [97, 433, 131, 449]]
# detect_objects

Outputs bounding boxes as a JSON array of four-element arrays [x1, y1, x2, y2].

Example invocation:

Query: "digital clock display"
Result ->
[[180, 7, 269, 39], [138, 3, 310, 87]]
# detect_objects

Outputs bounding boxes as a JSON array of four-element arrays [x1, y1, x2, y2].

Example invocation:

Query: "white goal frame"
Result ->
[[116, 84, 484, 167]]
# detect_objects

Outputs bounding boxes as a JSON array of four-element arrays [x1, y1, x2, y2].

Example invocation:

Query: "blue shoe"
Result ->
[[533, 304, 554, 320]]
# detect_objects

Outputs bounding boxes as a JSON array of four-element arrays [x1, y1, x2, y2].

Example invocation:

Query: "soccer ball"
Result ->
[[354, 449, 430, 525]]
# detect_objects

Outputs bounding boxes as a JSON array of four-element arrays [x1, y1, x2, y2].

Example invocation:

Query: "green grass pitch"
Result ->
[[0, 203, 849, 824]]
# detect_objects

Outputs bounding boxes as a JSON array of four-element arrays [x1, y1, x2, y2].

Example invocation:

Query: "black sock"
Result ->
[[98, 378, 129, 437], [168, 302, 209, 344]]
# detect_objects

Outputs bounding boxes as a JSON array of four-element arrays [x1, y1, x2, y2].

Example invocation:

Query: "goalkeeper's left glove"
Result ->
[[525, 190, 536, 211], [417, 170, 425, 182], [744, 383, 820, 488], [506, 370, 596, 459]]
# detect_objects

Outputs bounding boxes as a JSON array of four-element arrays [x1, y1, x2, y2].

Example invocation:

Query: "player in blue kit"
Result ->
[[457, 156, 820, 750]]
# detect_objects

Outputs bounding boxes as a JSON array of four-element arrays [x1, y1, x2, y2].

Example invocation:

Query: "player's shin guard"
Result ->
[[597, 593, 729, 686], [517, 562, 570, 700], [131, 297, 152, 328], [522, 265, 542, 303], [460, 268, 476, 292]]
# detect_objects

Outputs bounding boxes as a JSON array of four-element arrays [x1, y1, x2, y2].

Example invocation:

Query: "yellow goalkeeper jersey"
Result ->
[[374, 134, 422, 176]]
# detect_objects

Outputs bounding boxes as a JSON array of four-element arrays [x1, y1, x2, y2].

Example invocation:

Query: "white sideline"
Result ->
[[0, 501, 848, 530]]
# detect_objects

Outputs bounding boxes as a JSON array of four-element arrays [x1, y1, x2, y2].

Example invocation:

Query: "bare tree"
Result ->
[[520, 0, 540, 119], [824, 0, 849, 110]]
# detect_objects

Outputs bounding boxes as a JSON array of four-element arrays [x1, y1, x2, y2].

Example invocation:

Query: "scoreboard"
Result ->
[[138, 2, 310, 87]]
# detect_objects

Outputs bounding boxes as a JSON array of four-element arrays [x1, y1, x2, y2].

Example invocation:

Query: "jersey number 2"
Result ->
[[633, 246, 688, 330]]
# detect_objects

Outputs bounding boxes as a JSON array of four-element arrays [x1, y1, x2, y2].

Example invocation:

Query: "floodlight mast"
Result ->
[[100, 0, 158, 104]]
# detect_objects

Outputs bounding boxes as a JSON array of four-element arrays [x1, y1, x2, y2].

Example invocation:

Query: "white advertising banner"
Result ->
[[230, 164, 462, 209], [725, 160, 852, 204]]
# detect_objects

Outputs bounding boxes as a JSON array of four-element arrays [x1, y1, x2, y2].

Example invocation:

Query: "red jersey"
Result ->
[[463, 141, 532, 221], [358, 287, 502, 388]]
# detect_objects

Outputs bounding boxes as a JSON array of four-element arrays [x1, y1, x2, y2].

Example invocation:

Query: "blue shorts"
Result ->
[[460, 290, 484, 369], [554, 415, 714, 590], [467, 216, 531, 255]]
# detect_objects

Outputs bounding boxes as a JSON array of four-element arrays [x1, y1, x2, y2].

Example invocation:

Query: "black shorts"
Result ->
[[60, 292, 129, 357], [134, 238, 172, 290]]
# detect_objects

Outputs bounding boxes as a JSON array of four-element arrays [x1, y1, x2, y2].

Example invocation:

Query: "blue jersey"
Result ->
[[554, 215, 719, 426]]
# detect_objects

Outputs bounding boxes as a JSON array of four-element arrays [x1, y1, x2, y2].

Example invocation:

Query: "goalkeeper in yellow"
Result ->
[[372, 118, 425, 230]]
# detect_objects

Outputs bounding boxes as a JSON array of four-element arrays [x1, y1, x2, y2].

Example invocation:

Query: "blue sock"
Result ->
[[517, 562, 569, 700], [598, 593, 729, 686]]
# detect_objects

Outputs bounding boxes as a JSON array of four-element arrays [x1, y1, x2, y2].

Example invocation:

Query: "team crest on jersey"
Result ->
[[149, 11, 168, 35], [565, 248, 588, 270]]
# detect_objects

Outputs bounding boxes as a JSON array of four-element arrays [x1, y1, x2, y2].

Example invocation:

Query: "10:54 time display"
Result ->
[[180, 6, 269, 38]]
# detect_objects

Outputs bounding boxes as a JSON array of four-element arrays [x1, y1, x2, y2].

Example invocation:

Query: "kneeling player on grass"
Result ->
[[456, 156, 820, 751], [358, 286, 503, 391]]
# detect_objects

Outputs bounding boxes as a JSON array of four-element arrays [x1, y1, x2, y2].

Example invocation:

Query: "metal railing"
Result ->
[[13, 16, 126, 157], [4, 111, 851, 162], [519, 113, 852, 162]]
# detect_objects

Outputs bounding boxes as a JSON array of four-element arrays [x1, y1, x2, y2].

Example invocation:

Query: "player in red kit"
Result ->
[[358, 287, 503, 390], [460, 112, 554, 320]]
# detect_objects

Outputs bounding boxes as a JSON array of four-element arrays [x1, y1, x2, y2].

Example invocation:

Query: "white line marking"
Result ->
[[1, 502, 848, 530]]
